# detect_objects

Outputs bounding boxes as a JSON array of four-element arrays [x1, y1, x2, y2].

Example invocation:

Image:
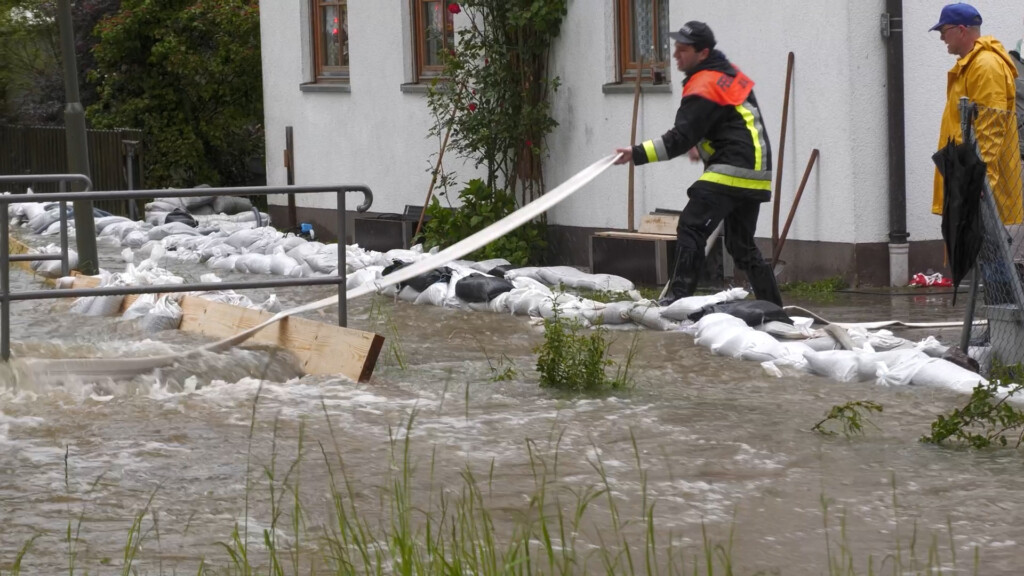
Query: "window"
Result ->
[[618, 0, 669, 84], [412, 0, 455, 82], [312, 0, 349, 82]]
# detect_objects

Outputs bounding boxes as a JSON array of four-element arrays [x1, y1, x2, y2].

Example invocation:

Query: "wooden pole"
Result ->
[[773, 148, 819, 268], [415, 111, 456, 239], [627, 56, 646, 232], [772, 52, 794, 264]]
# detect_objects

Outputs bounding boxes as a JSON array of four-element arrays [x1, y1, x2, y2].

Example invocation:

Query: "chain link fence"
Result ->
[[957, 99, 1024, 375]]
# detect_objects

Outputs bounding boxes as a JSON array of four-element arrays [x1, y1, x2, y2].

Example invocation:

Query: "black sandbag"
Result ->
[[455, 273, 515, 303], [487, 264, 515, 278], [688, 299, 794, 326], [382, 260, 452, 292], [405, 266, 452, 292], [165, 207, 198, 228]]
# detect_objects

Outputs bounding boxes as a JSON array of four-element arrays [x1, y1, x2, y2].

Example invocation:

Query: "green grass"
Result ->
[[781, 275, 848, 299]]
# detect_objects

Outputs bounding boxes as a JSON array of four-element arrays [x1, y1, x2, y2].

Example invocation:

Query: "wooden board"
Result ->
[[68, 274, 383, 382], [593, 231, 674, 241], [639, 214, 679, 236], [7, 240, 385, 382]]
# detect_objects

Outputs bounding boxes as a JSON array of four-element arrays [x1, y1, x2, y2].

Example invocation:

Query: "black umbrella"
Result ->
[[932, 138, 986, 304]]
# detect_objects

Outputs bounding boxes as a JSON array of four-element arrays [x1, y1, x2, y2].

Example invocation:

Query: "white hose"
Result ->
[[17, 154, 621, 380]]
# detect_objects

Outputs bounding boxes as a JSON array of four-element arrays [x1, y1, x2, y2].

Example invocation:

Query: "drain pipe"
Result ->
[[882, 0, 910, 286]]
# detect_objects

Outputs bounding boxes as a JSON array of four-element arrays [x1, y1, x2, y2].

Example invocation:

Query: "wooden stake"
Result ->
[[772, 52, 794, 264]]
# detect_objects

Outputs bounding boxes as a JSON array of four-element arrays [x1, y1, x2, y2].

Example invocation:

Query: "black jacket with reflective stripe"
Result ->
[[630, 50, 773, 201]]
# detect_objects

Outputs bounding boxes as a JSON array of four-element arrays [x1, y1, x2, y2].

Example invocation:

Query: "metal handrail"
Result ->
[[0, 177, 373, 361], [0, 173, 93, 278]]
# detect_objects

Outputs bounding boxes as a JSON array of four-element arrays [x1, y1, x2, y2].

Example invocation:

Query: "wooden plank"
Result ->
[[64, 267, 384, 382], [177, 297, 383, 382], [639, 214, 679, 236], [593, 231, 674, 241]]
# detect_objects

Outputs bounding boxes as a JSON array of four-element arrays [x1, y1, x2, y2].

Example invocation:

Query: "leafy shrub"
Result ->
[[534, 308, 634, 393], [420, 178, 546, 266]]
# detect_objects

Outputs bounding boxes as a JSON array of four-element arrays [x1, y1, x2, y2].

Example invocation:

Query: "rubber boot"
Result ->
[[745, 261, 783, 306], [659, 251, 702, 307]]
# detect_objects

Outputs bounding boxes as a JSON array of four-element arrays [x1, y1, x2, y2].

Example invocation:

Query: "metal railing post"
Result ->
[[1, 211, 9, 361], [59, 181, 70, 277], [337, 190, 347, 327]]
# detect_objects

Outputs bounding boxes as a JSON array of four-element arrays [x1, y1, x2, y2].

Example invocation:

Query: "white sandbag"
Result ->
[[258, 294, 282, 313], [535, 266, 635, 292], [803, 335, 842, 351], [397, 285, 420, 303], [95, 215, 133, 233], [137, 295, 183, 332], [346, 267, 381, 290], [70, 293, 125, 316], [268, 249, 302, 277], [212, 195, 253, 215], [503, 267, 544, 283], [122, 293, 157, 320], [582, 301, 633, 325], [718, 330, 785, 362], [803, 350, 860, 382], [207, 254, 239, 271], [306, 250, 338, 275], [123, 230, 149, 249], [487, 291, 511, 314], [693, 313, 750, 350], [468, 258, 511, 273], [509, 275, 553, 295], [625, 303, 680, 331], [911, 359, 988, 394], [660, 287, 750, 321], [852, 349, 931, 384], [235, 253, 273, 275], [148, 222, 201, 240], [414, 282, 448, 307], [507, 288, 549, 317], [29, 245, 78, 278]]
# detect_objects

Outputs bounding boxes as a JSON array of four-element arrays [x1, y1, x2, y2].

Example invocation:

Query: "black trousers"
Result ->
[[668, 186, 782, 305]]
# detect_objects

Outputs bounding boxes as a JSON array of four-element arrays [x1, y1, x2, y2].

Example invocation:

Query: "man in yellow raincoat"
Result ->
[[932, 3, 1022, 225]]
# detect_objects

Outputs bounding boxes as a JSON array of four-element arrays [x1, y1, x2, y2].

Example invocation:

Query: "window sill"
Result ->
[[300, 82, 351, 93], [602, 82, 674, 95], [400, 83, 431, 94]]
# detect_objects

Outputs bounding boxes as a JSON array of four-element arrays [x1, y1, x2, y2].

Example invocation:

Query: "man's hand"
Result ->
[[613, 148, 633, 165], [687, 147, 700, 163]]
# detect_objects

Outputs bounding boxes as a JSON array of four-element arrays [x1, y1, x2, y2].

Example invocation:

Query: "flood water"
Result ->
[[1, 237, 1021, 574]]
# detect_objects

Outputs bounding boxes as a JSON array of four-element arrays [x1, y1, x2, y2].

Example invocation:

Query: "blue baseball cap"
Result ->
[[929, 3, 982, 31]]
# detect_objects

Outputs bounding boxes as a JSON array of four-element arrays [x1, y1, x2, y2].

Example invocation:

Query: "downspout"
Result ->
[[883, 0, 910, 286]]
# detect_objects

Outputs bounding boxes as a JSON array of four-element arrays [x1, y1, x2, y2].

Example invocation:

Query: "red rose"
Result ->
[[525, 140, 533, 148], [448, 3, 460, 14], [468, 103, 477, 112]]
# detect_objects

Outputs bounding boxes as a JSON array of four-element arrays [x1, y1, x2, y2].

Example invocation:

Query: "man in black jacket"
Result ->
[[615, 21, 782, 307]]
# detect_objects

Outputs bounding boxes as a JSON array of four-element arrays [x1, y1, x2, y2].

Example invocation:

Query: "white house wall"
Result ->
[[260, 0, 1024, 247]]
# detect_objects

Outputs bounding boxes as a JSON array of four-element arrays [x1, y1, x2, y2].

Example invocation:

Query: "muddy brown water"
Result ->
[[0, 237, 1021, 574]]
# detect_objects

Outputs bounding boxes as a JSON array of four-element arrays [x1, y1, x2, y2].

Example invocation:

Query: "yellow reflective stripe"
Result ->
[[698, 171, 772, 191], [735, 104, 762, 171], [700, 140, 714, 156], [642, 140, 659, 163]]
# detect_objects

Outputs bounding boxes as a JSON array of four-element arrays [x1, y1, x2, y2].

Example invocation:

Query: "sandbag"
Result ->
[[689, 299, 793, 326], [693, 313, 750, 350], [659, 287, 749, 321], [165, 208, 198, 228], [212, 195, 253, 215], [405, 267, 452, 293], [803, 350, 860, 382], [137, 296, 183, 332], [454, 273, 515, 303]]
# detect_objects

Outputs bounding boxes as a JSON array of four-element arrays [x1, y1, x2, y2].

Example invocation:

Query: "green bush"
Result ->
[[420, 178, 546, 266], [534, 308, 634, 393]]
